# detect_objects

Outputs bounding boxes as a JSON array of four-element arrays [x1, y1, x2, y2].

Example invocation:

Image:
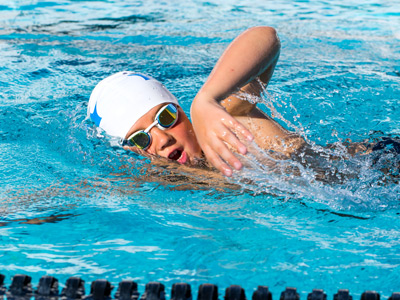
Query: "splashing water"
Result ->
[[230, 85, 400, 211]]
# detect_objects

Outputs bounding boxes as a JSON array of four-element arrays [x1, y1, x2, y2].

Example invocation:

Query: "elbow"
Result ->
[[248, 25, 278, 37], [247, 26, 281, 54]]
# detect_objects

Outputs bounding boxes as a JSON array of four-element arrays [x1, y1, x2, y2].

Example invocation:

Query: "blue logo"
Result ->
[[128, 73, 149, 80], [90, 103, 102, 126]]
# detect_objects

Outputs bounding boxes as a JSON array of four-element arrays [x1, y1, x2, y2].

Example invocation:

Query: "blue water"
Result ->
[[1, 0, 400, 298]]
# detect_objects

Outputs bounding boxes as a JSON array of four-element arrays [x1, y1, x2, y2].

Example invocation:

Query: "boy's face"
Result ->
[[123, 103, 203, 165]]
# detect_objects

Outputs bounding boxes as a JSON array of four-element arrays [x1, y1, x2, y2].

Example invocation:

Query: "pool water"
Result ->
[[1, 0, 400, 298]]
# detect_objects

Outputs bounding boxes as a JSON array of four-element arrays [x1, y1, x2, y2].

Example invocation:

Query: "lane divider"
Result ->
[[0, 274, 398, 300]]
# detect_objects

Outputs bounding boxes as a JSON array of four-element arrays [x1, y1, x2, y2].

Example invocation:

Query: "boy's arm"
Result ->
[[190, 26, 281, 176]]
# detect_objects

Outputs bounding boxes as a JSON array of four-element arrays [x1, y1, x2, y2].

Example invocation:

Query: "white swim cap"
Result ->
[[87, 71, 179, 139]]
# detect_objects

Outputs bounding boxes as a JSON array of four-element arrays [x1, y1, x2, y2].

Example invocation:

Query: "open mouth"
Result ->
[[168, 148, 187, 164], [168, 149, 183, 161]]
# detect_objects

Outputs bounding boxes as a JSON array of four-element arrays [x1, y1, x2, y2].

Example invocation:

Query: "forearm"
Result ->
[[194, 26, 281, 109], [189, 26, 281, 176]]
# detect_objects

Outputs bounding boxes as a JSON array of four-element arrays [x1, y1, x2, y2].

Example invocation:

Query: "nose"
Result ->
[[149, 127, 176, 154]]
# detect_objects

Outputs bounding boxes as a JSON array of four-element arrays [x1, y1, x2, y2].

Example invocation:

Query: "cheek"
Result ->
[[183, 129, 201, 153], [174, 122, 200, 149], [173, 124, 191, 141], [125, 145, 153, 157]]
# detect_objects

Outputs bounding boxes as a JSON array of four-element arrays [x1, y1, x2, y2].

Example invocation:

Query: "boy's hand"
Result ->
[[191, 95, 253, 176]]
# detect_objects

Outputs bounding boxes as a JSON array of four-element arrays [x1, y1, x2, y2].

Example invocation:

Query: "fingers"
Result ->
[[220, 125, 248, 155], [221, 117, 253, 142], [203, 142, 242, 177], [204, 124, 249, 176], [191, 101, 254, 176], [219, 116, 253, 157], [204, 148, 233, 176]]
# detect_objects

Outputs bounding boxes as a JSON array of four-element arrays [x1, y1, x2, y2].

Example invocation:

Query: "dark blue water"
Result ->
[[1, 0, 400, 298]]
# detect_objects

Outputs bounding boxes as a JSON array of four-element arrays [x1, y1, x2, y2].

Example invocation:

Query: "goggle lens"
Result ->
[[158, 104, 178, 128], [124, 103, 178, 150], [129, 131, 150, 149]]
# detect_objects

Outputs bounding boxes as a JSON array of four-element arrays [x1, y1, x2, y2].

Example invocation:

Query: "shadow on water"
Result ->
[[0, 213, 74, 226], [4, 13, 165, 36]]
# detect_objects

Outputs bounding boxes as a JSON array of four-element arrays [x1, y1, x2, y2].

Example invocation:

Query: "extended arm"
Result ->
[[190, 26, 281, 176]]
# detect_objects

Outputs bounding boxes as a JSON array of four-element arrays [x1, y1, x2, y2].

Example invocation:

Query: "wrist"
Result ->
[[191, 92, 222, 120]]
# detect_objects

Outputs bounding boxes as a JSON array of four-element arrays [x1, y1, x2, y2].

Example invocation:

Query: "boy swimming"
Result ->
[[88, 26, 308, 177]]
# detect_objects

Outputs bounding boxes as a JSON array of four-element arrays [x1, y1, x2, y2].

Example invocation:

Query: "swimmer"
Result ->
[[88, 26, 307, 176], [87, 26, 378, 178]]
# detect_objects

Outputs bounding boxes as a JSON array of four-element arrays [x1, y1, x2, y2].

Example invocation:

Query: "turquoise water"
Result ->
[[1, 0, 400, 298]]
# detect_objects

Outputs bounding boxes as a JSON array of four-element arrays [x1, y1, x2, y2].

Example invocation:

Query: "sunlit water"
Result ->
[[1, 0, 400, 298]]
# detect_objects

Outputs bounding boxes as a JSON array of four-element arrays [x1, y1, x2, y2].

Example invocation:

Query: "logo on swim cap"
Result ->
[[90, 103, 102, 126], [87, 71, 179, 139], [128, 73, 150, 80]]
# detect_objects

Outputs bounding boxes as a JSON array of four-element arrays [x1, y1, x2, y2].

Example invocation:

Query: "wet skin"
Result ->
[[123, 103, 203, 165], [123, 27, 301, 173]]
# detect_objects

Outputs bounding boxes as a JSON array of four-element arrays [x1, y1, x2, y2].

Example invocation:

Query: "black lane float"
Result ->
[[0, 274, 399, 300]]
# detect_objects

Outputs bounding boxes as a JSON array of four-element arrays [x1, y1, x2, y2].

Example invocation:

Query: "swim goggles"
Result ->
[[122, 103, 178, 150]]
